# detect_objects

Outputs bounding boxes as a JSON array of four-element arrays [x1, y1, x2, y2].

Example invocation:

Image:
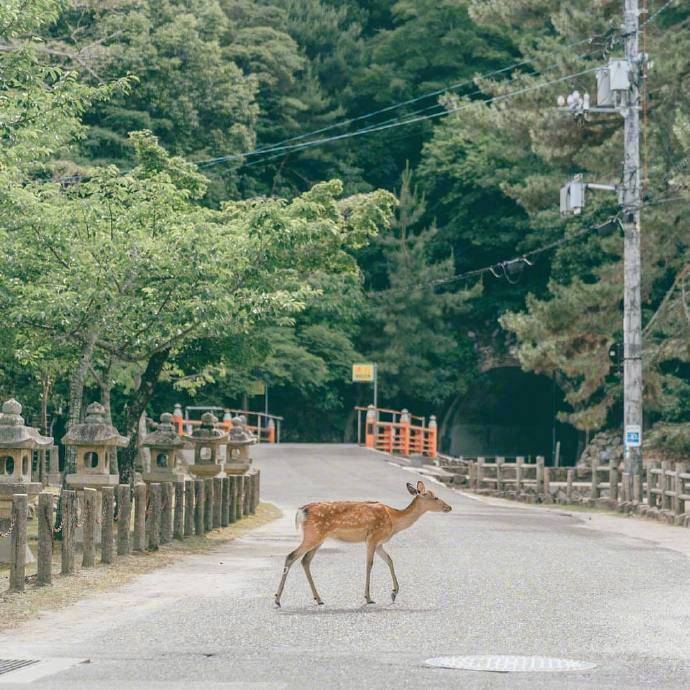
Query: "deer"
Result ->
[[274, 480, 452, 607]]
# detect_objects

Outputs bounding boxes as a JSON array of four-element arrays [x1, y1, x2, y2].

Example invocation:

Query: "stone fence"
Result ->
[[438, 455, 690, 528], [3, 471, 260, 594]]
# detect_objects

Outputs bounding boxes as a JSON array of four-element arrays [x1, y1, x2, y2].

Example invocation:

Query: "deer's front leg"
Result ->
[[376, 544, 399, 602], [364, 540, 377, 604]]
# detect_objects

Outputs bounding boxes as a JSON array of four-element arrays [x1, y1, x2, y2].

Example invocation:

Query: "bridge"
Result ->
[[1, 442, 689, 687]]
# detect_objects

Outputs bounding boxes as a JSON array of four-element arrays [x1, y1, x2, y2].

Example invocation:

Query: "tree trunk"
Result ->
[[120, 348, 171, 483]]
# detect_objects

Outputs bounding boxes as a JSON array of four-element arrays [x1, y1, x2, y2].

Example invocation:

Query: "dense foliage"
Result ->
[[1, 0, 688, 458]]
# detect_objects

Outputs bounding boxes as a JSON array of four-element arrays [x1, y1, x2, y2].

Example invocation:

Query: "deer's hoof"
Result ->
[[315, 598, 325, 606], [365, 598, 375, 605], [274, 596, 281, 608], [391, 590, 397, 602]]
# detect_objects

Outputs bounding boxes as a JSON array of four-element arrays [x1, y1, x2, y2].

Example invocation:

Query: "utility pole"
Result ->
[[621, 0, 643, 492], [559, 1, 645, 494]]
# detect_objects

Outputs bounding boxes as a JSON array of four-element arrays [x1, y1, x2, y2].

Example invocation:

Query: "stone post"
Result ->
[[591, 457, 599, 500], [566, 468, 574, 502], [213, 477, 222, 528], [61, 489, 76, 575], [37, 492, 53, 586], [609, 466, 619, 502], [174, 481, 185, 539], [468, 462, 477, 491], [536, 456, 545, 495], [82, 487, 97, 568], [101, 486, 115, 565], [204, 478, 214, 532], [221, 477, 230, 527], [495, 457, 504, 492], [194, 479, 204, 535], [117, 484, 131, 556], [621, 472, 630, 503], [228, 476, 238, 524], [255, 469, 261, 508], [160, 482, 173, 544], [9, 494, 28, 593], [147, 483, 161, 551], [133, 483, 146, 552]]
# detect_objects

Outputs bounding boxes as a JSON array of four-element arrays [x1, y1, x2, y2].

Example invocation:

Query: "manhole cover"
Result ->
[[0, 659, 39, 676], [424, 655, 597, 673]]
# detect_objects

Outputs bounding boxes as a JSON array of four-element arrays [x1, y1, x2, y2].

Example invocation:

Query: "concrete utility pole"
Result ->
[[559, 1, 645, 491], [621, 0, 643, 489]]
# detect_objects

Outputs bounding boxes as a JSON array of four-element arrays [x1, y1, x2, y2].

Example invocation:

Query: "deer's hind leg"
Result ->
[[275, 525, 322, 607], [364, 539, 377, 605], [302, 544, 325, 605]]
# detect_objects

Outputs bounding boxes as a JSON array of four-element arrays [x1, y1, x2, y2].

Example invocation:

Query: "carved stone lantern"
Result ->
[[142, 412, 188, 483], [63, 402, 129, 490], [184, 411, 227, 478], [0, 399, 52, 517], [0, 399, 52, 564], [224, 415, 256, 475]]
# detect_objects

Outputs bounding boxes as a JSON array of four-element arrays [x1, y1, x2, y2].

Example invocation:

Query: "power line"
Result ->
[[238, 67, 601, 169], [197, 35, 608, 168], [368, 214, 622, 296]]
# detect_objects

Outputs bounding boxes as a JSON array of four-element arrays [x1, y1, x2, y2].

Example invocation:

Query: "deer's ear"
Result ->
[[416, 480, 426, 494], [406, 482, 418, 496]]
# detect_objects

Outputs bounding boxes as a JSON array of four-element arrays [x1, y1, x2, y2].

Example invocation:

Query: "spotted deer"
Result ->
[[274, 480, 452, 607]]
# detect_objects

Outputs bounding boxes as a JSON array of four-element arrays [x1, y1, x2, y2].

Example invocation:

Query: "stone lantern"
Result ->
[[142, 412, 188, 483], [225, 415, 256, 475], [63, 402, 129, 490], [0, 399, 52, 563], [184, 411, 227, 478]]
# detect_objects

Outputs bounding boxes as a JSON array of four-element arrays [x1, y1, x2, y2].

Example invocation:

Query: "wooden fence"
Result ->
[[3, 471, 260, 594], [437, 455, 690, 528]]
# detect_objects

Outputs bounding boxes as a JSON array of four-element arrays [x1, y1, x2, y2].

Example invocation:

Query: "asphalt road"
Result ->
[[1, 444, 689, 689]]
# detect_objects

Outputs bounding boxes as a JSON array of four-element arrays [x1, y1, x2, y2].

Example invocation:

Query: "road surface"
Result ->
[[1, 444, 689, 689]]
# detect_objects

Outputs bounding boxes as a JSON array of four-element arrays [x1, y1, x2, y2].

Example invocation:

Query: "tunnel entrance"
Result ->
[[440, 368, 578, 465]]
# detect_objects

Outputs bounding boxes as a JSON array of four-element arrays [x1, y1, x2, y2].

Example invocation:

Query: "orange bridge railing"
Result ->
[[355, 405, 437, 459], [171, 405, 282, 444]]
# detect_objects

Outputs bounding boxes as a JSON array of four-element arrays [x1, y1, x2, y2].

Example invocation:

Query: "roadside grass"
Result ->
[[0, 502, 281, 632]]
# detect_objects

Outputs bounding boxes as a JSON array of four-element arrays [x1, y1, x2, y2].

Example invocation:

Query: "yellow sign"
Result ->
[[247, 380, 265, 396], [352, 363, 375, 382]]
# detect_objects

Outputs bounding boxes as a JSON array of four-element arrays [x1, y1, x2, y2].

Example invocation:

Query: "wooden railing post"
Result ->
[[566, 468, 574, 502], [133, 483, 146, 552], [9, 493, 28, 593], [236, 475, 245, 521], [221, 476, 230, 527], [61, 489, 76, 574], [515, 456, 524, 494], [37, 492, 53, 586], [267, 418, 276, 444], [228, 475, 238, 524], [194, 479, 204, 535], [609, 466, 619, 502], [536, 456, 545, 495], [673, 462, 686, 522], [495, 456, 504, 492], [591, 457, 599, 500], [213, 477, 223, 528], [476, 457, 485, 490], [184, 480, 194, 536], [661, 461, 671, 512], [204, 478, 214, 532], [147, 483, 161, 551], [543, 466, 551, 500], [174, 481, 185, 539], [160, 482, 173, 544], [117, 484, 131, 556], [101, 486, 115, 565], [82, 488, 97, 568]]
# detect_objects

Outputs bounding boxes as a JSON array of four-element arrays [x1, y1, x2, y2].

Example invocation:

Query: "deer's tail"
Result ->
[[295, 506, 307, 532]]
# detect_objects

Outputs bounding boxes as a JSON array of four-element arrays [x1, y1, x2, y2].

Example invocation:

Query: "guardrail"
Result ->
[[171, 406, 282, 444], [2, 472, 260, 594], [355, 405, 437, 459], [437, 455, 690, 527]]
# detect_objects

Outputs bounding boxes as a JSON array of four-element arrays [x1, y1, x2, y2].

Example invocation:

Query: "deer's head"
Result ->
[[406, 480, 452, 512]]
